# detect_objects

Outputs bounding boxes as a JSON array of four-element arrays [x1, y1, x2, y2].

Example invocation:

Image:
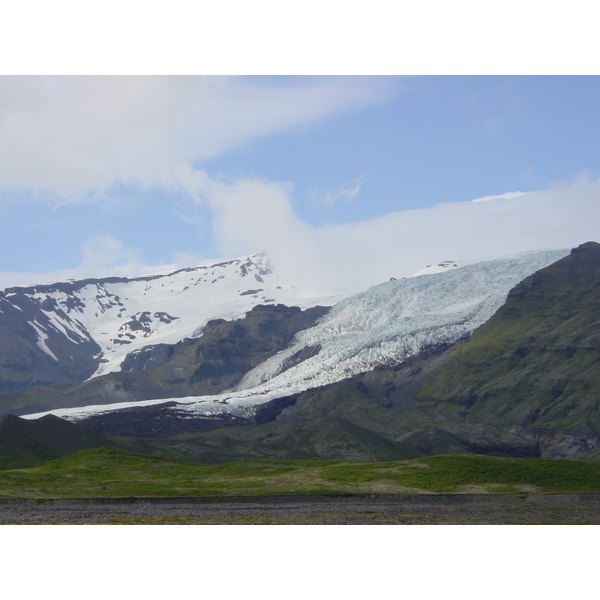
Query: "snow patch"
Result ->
[[411, 260, 460, 277], [29, 321, 58, 361]]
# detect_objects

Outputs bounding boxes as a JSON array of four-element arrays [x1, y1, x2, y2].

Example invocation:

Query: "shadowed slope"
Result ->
[[0, 414, 110, 469]]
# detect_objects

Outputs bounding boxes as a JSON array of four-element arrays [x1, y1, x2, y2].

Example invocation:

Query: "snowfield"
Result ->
[[6, 253, 344, 378], [23, 248, 569, 422]]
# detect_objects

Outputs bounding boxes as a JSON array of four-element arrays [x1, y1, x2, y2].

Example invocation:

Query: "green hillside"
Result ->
[[144, 380, 539, 465], [417, 242, 600, 443]]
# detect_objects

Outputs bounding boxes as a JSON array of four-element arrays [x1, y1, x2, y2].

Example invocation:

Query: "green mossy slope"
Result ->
[[145, 381, 540, 464], [417, 242, 600, 439]]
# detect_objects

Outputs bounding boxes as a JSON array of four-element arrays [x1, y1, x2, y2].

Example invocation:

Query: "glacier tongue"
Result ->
[[23, 248, 570, 422], [235, 248, 570, 395]]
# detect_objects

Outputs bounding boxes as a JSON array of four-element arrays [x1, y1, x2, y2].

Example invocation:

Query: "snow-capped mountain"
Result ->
[[0, 253, 344, 389], [24, 247, 570, 422]]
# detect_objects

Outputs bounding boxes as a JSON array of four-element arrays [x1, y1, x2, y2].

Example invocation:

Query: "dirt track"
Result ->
[[1, 493, 600, 524]]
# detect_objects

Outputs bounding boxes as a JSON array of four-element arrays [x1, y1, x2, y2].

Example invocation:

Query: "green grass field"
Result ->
[[1, 446, 600, 498]]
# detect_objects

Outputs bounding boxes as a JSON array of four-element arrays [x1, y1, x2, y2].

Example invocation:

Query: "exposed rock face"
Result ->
[[521, 428, 600, 459], [119, 343, 176, 372], [0, 291, 101, 392]]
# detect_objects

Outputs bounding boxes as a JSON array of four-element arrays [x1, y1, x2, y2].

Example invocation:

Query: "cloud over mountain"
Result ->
[[181, 171, 600, 294]]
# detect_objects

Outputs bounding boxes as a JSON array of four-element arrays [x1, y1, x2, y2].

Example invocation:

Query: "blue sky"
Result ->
[[204, 76, 600, 218], [0, 75, 599, 292]]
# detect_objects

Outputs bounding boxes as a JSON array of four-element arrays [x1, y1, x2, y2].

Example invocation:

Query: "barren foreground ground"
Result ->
[[1, 493, 600, 524]]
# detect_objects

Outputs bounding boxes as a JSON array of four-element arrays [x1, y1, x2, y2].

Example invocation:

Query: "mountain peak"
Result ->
[[410, 260, 460, 277], [570, 240, 600, 258]]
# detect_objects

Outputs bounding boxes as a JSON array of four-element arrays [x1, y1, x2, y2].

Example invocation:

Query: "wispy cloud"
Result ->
[[309, 177, 364, 206], [1, 77, 597, 296], [470, 77, 523, 134], [0, 234, 205, 290], [80, 234, 140, 270], [471, 191, 528, 203]]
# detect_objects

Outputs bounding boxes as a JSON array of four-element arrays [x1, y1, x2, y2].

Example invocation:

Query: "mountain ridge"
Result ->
[[0, 253, 342, 395], [2, 304, 329, 416], [3, 243, 599, 464]]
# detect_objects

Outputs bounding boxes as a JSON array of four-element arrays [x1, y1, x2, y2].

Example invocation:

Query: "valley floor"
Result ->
[[2, 493, 600, 524]]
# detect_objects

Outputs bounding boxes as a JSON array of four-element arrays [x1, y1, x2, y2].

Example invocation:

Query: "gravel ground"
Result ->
[[1, 493, 600, 524]]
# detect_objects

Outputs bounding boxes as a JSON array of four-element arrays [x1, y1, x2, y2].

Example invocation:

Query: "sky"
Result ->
[[0, 75, 599, 294]]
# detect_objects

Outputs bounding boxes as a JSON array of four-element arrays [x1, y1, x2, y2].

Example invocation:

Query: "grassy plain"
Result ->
[[1, 446, 600, 499]]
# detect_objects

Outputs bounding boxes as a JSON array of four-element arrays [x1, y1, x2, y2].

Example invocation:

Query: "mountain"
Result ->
[[64, 242, 599, 463], [0, 289, 102, 392], [0, 253, 341, 394], [8, 243, 600, 464], [20, 247, 568, 424], [415, 241, 600, 457]]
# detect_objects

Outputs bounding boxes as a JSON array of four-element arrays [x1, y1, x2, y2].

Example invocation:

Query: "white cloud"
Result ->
[[2, 176, 599, 295], [471, 191, 528, 203], [1, 76, 597, 296], [178, 171, 600, 295], [0, 76, 396, 201], [80, 234, 140, 270]]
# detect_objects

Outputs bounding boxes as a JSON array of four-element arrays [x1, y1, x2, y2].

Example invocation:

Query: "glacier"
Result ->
[[22, 247, 570, 422]]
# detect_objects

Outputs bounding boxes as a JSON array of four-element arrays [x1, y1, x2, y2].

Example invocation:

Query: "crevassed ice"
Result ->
[[234, 248, 569, 394]]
